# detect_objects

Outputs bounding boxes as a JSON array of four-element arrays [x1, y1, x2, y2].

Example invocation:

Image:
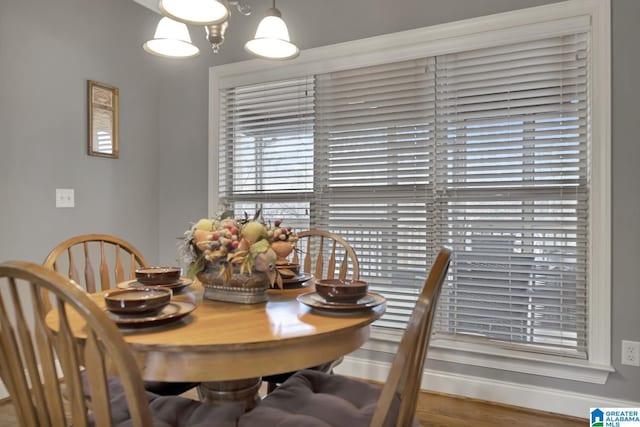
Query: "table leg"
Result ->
[[197, 377, 262, 411]]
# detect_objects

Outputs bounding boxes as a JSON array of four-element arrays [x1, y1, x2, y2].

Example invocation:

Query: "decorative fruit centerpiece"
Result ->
[[268, 220, 299, 279], [268, 220, 298, 260], [181, 210, 297, 302]]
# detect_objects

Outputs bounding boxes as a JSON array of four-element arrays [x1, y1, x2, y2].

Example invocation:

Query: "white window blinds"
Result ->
[[217, 31, 590, 358], [432, 33, 589, 358], [219, 77, 315, 230], [315, 59, 437, 329]]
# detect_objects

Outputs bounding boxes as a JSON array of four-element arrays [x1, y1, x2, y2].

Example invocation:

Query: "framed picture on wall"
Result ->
[[88, 80, 119, 158]]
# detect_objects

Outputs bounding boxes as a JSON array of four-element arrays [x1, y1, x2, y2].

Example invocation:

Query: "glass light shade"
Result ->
[[244, 9, 299, 60], [143, 17, 200, 58], [159, 0, 229, 26]]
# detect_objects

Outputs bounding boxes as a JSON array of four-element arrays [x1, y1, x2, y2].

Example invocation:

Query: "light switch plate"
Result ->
[[56, 188, 75, 208]]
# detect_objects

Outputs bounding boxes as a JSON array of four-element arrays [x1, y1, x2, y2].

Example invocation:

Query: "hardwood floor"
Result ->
[[414, 390, 586, 426], [0, 388, 586, 426]]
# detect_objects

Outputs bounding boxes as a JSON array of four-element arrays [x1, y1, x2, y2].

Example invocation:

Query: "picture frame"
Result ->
[[88, 80, 119, 158]]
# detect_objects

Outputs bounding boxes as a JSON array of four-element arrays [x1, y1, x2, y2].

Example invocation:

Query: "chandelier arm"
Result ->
[[230, 0, 252, 16]]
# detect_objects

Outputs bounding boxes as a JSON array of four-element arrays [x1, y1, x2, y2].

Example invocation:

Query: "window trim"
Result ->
[[209, 0, 611, 382]]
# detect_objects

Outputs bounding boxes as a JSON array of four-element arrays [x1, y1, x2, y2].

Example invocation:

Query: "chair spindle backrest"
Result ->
[[292, 230, 360, 281], [0, 261, 153, 426], [371, 248, 452, 427], [42, 234, 148, 311]]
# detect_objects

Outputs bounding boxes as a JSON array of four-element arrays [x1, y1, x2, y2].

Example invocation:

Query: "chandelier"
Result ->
[[143, 0, 299, 60]]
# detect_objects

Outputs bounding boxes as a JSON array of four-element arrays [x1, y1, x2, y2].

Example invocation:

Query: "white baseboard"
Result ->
[[335, 356, 640, 418]]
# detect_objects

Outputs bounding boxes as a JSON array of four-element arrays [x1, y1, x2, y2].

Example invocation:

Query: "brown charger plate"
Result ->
[[104, 301, 196, 328], [117, 277, 193, 292], [281, 273, 314, 288], [297, 291, 386, 311]]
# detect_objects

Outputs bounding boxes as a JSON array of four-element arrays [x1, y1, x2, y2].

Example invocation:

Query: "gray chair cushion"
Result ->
[[239, 370, 398, 427], [262, 359, 337, 388], [119, 395, 245, 427], [85, 375, 244, 427]]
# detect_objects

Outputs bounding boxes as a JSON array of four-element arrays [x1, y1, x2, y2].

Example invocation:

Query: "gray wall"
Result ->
[[0, 0, 163, 263], [0, 0, 228, 265], [1, 0, 638, 407], [609, 0, 640, 400]]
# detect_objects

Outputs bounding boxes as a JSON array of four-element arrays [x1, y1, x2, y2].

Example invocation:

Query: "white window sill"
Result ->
[[365, 328, 614, 384]]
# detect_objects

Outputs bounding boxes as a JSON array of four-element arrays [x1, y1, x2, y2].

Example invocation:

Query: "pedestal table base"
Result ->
[[197, 377, 262, 411]]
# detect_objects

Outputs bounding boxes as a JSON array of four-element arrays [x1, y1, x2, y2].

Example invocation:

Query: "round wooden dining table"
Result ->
[[46, 279, 385, 408]]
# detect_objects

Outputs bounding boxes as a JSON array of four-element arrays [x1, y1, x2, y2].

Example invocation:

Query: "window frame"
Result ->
[[209, 0, 611, 383]]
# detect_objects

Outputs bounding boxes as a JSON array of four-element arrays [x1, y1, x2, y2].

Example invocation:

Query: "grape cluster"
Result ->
[[267, 220, 297, 243]]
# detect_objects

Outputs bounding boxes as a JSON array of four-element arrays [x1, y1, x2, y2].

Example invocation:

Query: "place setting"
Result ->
[[117, 266, 193, 293], [276, 262, 314, 289], [107, 266, 196, 328], [297, 279, 386, 314]]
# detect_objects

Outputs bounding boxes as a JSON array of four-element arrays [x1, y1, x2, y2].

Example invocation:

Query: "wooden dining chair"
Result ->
[[42, 233, 198, 396], [240, 248, 452, 427], [293, 229, 360, 281], [264, 229, 361, 392], [0, 261, 245, 427], [42, 233, 147, 310]]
